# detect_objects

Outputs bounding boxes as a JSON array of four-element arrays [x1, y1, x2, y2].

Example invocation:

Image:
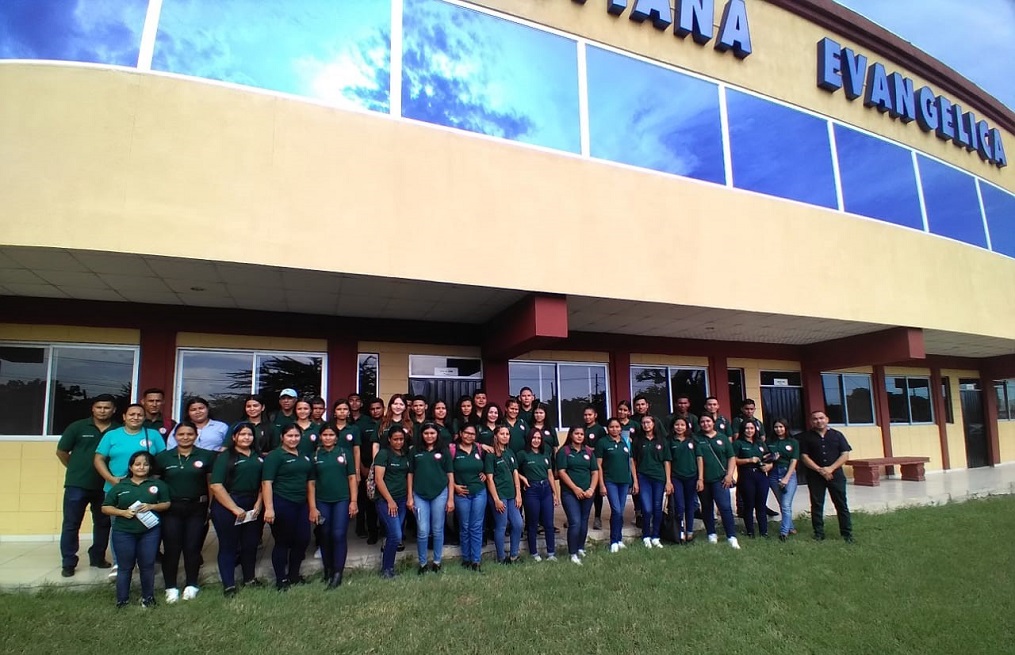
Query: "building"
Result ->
[[0, 0, 1013, 537]]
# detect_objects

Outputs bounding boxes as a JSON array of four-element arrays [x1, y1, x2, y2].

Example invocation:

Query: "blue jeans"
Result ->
[[740, 468, 770, 536], [770, 470, 798, 536], [61, 486, 111, 569], [522, 480, 555, 556], [489, 495, 522, 561], [671, 476, 698, 538], [604, 481, 629, 544], [270, 495, 310, 583], [376, 497, 406, 573], [316, 500, 351, 573], [414, 489, 448, 566], [699, 480, 737, 538], [112, 527, 160, 604], [210, 495, 259, 588], [456, 489, 487, 564], [560, 492, 592, 556], [638, 475, 665, 539]]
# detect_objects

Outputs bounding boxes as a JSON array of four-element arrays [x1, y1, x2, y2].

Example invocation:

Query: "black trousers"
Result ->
[[807, 470, 852, 538], [161, 500, 208, 588], [355, 479, 378, 538]]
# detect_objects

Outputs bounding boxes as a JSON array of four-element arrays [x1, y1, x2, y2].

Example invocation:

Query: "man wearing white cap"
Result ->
[[271, 389, 299, 432]]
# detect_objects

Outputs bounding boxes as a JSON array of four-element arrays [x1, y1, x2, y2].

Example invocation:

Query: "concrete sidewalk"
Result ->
[[2, 464, 1013, 591]]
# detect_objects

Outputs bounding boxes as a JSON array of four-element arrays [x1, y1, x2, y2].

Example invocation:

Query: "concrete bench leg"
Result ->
[[852, 467, 880, 486], [899, 463, 926, 482]]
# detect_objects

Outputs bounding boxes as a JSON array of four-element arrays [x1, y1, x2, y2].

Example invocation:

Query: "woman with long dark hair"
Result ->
[[667, 417, 703, 544], [768, 418, 799, 541], [452, 423, 486, 571], [518, 427, 558, 560], [374, 425, 410, 579], [734, 421, 772, 538], [485, 425, 522, 564], [409, 422, 455, 573], [262, 424, 314, 590], [312, 424, 358, 587], [168, 397, 228, 451], [632, 414, 672, 549], [556, 426, 599, 565], [697, 415, 740, 549], [596, 417, 638, 552], [209, 422, 263, 596]]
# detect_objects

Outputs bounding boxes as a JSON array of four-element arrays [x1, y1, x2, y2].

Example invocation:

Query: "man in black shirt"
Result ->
[[799, 410, 854, 542]]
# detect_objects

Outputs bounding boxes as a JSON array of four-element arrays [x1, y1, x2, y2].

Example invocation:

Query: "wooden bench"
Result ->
[[844, 457, 931, 487]]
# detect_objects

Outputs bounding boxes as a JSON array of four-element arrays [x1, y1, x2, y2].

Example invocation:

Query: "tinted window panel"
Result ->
[[821, 374, 844, 424], [907, 377, 933, 423], [255, 354, 323, 415], [0, 0, 147, 66], [917, 155, 986, 248], [885, 377, 909, 423], [586, 46, 724, 184], [358, 353, 378, 398], [153, 0, 391, 112], [509, 362, 558, 428], [670, 369, 709, 418], [726, 90, 837, 208], [177, 351, 252, 425], [834, 125, 923, 230], [0, 346, 47, 435], [559, 364, 608, 429], [843, 374, 874, 424], [402, 0, 580, 153], [980, 182, 1015, 259], [631, 367, 670, 417], [49, 347, 135, 435]]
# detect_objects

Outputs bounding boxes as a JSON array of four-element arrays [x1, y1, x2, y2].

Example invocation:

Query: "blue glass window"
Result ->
[[834, 125, 923, 230], [0, 0, 148, 66], [152, 0, 391, 113], [980, 182, 1015, 259], [917, 155, 986, 248], [401, 0, 580, 153], [726, 90, 837, 208], [586, 46, 724, 184]]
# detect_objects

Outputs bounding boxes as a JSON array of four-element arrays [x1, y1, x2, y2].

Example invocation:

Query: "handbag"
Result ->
[[660, 493, 682, 543], [365, 466, 377, 501], [704, 438, 735, 488]]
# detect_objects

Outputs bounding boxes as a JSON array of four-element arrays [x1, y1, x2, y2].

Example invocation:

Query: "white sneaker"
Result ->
[[728, 537, 741, 550], [570, 554, 582, 565], [643, 537, 653, 548], [314, 549, 322, 559], [651, 538, 663, 549], [546, 554, 557, 561], [165, 588, 180, 604], [182, 585, 200, 600], [577, 549, 586, 558], [107, 565, 118, 579], [617, 541, 626, 549], [707, 534, 718, 544], [532, 554, 542, 562], [610, 543, 620, 553]]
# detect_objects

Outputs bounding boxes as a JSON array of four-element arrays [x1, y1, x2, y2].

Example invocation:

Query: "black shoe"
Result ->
[[553, 526, 560, 534], [140, 597, 156, 609], [778, 535, 787, 542], [89, 560, 112, 569], [291, 575, 309, 586], [323, 568, 333, 582], [766, 508, 779, 517], [115, 601, 129, 609], [430, 562, 442, 573], [498, 558, 509, 566], [242, 577, 263, 588], [61, 567, 75, 578], [813, 534, 825, 542], [276, 579, 290, 592], [327, 572, 344, 589], [367, 535, 379, 545], [745, 532, 755, 539], [593, 518, 602, 530], [397, 543, 405, 552], [470, 562, 482, 573], [634, 515, 642, 528], [381, 569, 396, 579], [418, 565, 429, 575], [223, 586, 237, 598], [844, 535, 855, 544]]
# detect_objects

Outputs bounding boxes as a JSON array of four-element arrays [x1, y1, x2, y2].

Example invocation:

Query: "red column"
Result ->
[[801, 366, 825, 414], [980, 373, 1001, 465], [707, 354, 730, 417], [609, 351, 631, 408], [138, 327, 177, 417], [484, 358, 509, 404], [930, 367, 951, 470], [872, 365, 894, 459], [327, 337, 358, 404]]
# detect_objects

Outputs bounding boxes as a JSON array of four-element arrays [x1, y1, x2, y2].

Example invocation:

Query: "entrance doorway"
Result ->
[[959, 379, 990, 468], [760, 371, 805, 435]]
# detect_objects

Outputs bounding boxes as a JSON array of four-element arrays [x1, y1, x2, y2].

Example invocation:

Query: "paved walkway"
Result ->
[[2, 464, 1013, 591]]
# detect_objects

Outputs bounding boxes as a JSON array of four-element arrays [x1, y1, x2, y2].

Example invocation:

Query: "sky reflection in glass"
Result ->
[[979, 182, 1015, 259], [834, 125, 923, 230], [917, 155, 986, 248]]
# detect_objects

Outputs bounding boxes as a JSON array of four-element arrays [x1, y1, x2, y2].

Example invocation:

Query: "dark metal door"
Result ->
[[761, 386, 805, 436], [959, 379, 989, 468]]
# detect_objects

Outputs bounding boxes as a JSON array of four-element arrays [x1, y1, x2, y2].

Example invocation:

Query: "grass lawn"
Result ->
[[2, 496, 1014, 654]]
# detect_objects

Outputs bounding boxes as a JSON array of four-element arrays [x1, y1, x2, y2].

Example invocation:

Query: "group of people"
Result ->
[[56, 386, 854, 608]]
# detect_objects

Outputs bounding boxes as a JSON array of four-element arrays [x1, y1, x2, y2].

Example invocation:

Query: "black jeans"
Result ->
[[807, 470, 852, 538], [210, 495, 259, 589], [161, 499, 208, 589], [356, 479, 378, 538], [60, 486, 110, 568]]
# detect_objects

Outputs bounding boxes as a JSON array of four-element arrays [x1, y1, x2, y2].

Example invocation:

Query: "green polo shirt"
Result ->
[[452, 445, 486, 495], [296, 423, 321, 458], [633, 436, 670, 482], [595, 438, 633, 485], [555, 445, 597, 492], [271, 410, 296, 432], [666, 413, 699, 434], [374, 448, 410, 501], [699, 435, 735, 483], [57, 418, 116, 491], [769, 437, 800, 471], [484, 448, 518, 500], [312, 446, 356, 503], [505, 419, 529, 454], [210, 450, 263, 496], [668, 436, 701, 480], [358, 419, 379, 466], [435, 424, 454, 449], [262, 449, 314, 503], [155, 447, 215, 500], [103, 478, 170, 534], [733, 438, 770, 467], [518, 407, 535, 427], [732, 416, 766, 440], [334, 424, 362, 458], [703, 414, 733, 438], [410, 446, 452, 501], [142, 416, 175, 444], [584, 423, 608, 452], [477, 424, 497, 448], [517, 449, 552, 484]]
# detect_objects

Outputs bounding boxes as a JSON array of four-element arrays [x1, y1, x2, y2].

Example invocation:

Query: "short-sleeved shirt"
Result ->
[[476, 424, 497, 448], [96, 427, 166, 492], [452, 445, 486, 495], [155, 447, 216, 500], [168, 420, 229, 451], [769, 437, 800, 471], [584, 423, 608, 453], [595, 438, 633, 485], [210, 449, 263, 497], [505, 420, 529, 454], [312, 447, 356, 503], [555, 445, 597, 493], [518, 407, 535, 427], [358, 418, 380, 467], [668, 436, 701, 480], [618, 421, 636, 448], [57, 418, 116, 490], [410, 446, 452, 501], [334, 425, 362, 458], [271, 411, 297, 432], [800, 428, 852, 468], [631, 414, 666, 441], [666, 413, 700, 435], [733, 438, 770, 471], [517, 449, 552, 484], [732, 416, 766, 440], [142, 416, 176, 444], [699, 434, 736, 483], [633, 436, 671, 482], [703, 414, 733, 438], [103, 478, 170, 534], [374, 448, 410, 501], [239, 420, 277, 455], [262, 448, 314, 503], [295, 423, 321, 458], [484, 448, 518, 500]]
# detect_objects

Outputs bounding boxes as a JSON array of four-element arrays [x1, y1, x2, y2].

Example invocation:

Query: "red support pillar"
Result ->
[[930, 367, 951, 470], [138, 327, 177, 417], [980, 373, 1001, 465], [327, 337, 358, 405], [872, 365, 894, 459], [484, 359, 510, 405], [707, 354, 730, 418], [801, 366, 825, 415], [609, 351, 631, 409]]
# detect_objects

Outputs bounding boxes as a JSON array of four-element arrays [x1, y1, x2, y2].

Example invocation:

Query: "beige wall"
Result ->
[[176, 333, 326, 351], [942, 369, 979, 470], [729, 358, 800, 424], [0, 442, 64, 537], [891, 424, 944, 471], [998, 421, 1015, 463], [630, 355, 709, 367], [0, 324, 139, 345]]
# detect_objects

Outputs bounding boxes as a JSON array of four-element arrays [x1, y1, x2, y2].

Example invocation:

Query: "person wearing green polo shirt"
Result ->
[[731, 399, 766, 441], [237, 394, 278, 456], [330, 400, 363, 477], [556, 426, 599, 565], [667, 394, 700, 435], [409, 395, 429, 447], [374, 426, 410, 579], [355, 397, 383, 543], [209, 422, 264, 596], [310, 396, 328, 430], [140, 387, 176, 444], [56, 394, 118, 577], [449, 395, 476, 437], [452, 423, 487, 571], [262, 424, 315, 590], [408, 422, 454, 574], [476, 403, 501, 450], [271, 388, 298, 431], [531, 404, 558, 470], [485, 426, 522, 564], [312, 424, 358, 588], [697, 415, 739, 549], [155, 421, 216, 603], [767, 418, 800, 541], [667, 417, 703, 544], [517, 387, 537, 427], [503, 398, 529, 454], [293, 399, 321, 457], [596, 418, 638, 552], [734, 421, 772, 538], [703, 396, 733, 438], [632, 414, 673, 549], [101, 451, 170, 608], [518, 427, 558, 561], [431, 400, 455, 447], [582, 405, 608, 531]]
